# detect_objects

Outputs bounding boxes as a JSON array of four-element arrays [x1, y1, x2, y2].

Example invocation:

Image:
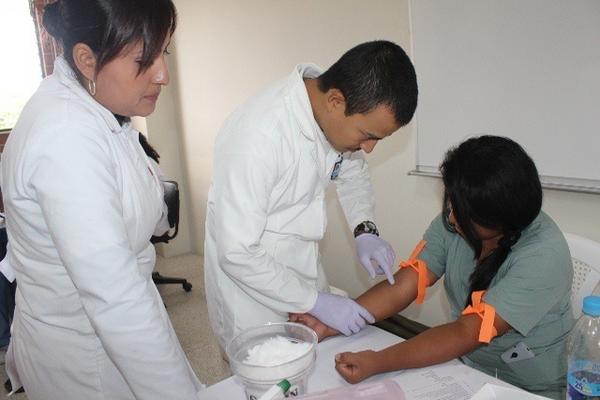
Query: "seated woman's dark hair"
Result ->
[[42, 0, 176, 80], [440, 135, 542, 305]]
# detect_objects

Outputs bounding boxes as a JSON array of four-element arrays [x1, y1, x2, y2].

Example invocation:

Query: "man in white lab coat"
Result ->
[[204, 41, 418, 350]]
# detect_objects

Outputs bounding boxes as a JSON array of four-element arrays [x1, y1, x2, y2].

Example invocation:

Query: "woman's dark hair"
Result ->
[[138, 132, 160, 163], [43, 0, 176, 80], [318, 40, 418, 127], [440, 136, 542, 305]]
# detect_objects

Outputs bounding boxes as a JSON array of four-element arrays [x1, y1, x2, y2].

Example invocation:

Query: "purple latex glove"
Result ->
[[355, 233, 396, 284], [308, 292, 375, 336]]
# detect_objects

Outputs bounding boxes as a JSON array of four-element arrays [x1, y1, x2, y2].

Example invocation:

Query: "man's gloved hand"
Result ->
[[355, 233, 396, 284], [308, 292, 375, 336]]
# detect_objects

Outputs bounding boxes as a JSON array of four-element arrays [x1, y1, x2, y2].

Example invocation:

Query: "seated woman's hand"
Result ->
[[334, 350, 379, 384], [288, 313, 339, 342]]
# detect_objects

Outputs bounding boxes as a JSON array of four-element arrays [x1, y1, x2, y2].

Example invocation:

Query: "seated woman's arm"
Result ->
[[335, 310, 512, 383], [292, 265, 513, 384], [356, 266, 436, 321], [292, 266, 436, 340]]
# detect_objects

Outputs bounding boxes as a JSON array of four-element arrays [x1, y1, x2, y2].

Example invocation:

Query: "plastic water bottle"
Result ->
[[567, 296, 600, 399]]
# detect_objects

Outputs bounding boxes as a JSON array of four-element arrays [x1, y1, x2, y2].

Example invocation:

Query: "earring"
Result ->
[[87, 79, 96, 96]]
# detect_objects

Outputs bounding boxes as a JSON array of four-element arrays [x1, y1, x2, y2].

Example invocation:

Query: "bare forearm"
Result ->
[[375, 319, 481, 374], [334, 312, 512, 384], [355, 268, 420, 321]]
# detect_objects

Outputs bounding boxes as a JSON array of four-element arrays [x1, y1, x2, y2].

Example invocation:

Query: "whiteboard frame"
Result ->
[[410, 167, 600, 195]]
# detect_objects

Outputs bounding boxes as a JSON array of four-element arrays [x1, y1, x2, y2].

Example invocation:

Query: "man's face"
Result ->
[[322, 102, 400, 154]]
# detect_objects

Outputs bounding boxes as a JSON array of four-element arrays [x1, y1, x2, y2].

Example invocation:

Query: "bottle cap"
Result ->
[[583, 296, 600, 317]]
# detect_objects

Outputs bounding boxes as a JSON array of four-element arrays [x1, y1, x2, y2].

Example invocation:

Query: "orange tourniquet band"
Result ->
[[399, 240, 429, 304], [462, 290, 498, 344]]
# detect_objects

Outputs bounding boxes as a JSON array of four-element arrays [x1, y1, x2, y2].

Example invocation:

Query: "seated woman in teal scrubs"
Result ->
[[292, 135, 574, 399]]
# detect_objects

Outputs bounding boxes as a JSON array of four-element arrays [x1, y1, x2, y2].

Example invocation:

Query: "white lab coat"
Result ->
[[0, 57, 203, 399], [204, 64, 376, 350]]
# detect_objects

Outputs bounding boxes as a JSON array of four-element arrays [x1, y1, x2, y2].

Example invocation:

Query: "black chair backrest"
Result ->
[[151, 180, 179, 244]]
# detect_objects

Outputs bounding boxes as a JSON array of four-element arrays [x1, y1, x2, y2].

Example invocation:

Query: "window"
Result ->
[[0, 0, 56, 134]]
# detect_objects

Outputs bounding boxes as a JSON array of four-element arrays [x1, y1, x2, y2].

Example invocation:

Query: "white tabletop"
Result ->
[[201, 325, 526, 400]]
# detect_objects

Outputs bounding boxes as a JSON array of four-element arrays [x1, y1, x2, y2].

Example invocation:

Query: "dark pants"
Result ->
[[0, 227, 14, 347]]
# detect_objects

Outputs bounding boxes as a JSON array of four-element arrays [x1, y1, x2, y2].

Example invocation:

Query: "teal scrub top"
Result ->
[[420, 211, 574, 399]]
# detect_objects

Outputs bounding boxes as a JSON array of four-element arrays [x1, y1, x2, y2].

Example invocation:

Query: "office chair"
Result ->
[[564, 232, 600, 319], [151, 180, 192, 292]]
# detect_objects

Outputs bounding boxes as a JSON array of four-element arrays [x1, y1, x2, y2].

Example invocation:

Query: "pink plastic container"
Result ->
[[297, 379, 406, 399]]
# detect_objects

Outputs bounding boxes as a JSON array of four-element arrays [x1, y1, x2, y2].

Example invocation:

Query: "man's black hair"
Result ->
[[318, 40, 418, 126]]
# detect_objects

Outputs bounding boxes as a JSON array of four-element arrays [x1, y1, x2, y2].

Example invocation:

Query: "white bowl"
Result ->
[[226, 322, 317, 399]]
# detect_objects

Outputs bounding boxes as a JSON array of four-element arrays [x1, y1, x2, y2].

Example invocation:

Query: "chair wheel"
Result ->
[[183, 282, 192, 292]]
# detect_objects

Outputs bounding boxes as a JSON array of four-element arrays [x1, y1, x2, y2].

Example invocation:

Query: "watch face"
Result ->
[[354, 221, 379, 237], [364, 221, 377, 233]]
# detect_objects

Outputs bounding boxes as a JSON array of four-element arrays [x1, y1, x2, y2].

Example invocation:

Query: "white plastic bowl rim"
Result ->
[[227, 322, 318, 382]]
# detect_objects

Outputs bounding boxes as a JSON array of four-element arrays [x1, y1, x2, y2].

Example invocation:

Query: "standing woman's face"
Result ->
[[74, 37, 171, 118], [93, 39, 171, 117]]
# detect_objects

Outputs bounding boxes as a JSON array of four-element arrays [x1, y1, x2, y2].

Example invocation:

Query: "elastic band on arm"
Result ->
[[399, 240, 429, 304], [462, 290, 498, 343]]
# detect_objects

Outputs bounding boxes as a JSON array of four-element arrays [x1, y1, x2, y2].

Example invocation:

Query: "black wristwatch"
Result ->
[[353, 221, 379, 237]]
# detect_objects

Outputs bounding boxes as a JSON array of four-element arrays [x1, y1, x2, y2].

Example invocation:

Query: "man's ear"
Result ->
[[324, 88, 346, 114], [72, 43, 97, 81]]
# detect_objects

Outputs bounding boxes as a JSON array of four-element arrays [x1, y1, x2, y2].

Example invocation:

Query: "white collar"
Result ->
[[286, 63, 336, 154]]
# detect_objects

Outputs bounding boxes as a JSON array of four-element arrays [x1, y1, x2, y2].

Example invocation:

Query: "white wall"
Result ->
[[135, 54, 195, 257], [156, 0, 600, 327]]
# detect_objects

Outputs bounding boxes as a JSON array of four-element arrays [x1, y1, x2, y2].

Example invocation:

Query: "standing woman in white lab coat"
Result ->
[[0, 0, 203, 399]]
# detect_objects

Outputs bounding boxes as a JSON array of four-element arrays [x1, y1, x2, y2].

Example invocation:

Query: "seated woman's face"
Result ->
[[93, 39, 170, 117], [447, 203, 501, 241]]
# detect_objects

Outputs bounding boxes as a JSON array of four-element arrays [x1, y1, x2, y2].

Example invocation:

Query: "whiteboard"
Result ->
[[409, 0, 600, 193]]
